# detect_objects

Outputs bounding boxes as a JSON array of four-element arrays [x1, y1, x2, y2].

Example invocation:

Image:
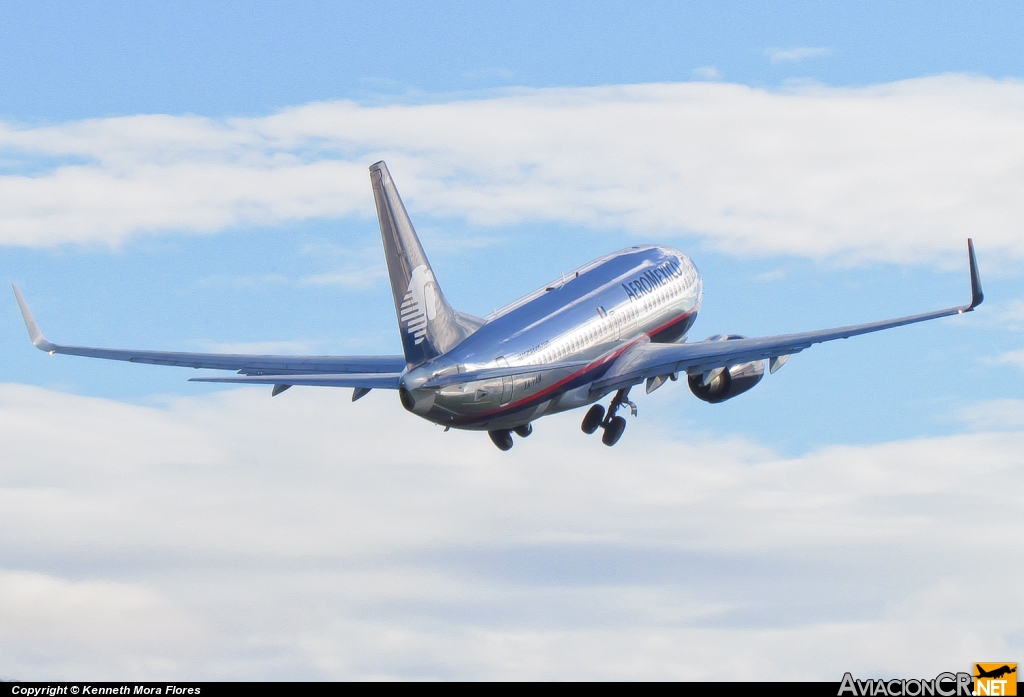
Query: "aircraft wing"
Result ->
[[188, 373, 403, 388], [12, 285, 407, 378], [592, 239, 984, 393]]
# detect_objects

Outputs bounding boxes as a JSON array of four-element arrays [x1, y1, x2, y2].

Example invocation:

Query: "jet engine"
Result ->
[[398, 373, 437, 415], [687, 334, 765, 403]]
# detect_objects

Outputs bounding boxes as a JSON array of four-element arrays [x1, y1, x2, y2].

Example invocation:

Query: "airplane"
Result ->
[[975, 665, 1016, 680], [12, 161, 984, 451]]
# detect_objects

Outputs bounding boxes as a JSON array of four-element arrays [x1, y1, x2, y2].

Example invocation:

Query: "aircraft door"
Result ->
[[609, 310, 621, 341], [496, 356, 513, 406]]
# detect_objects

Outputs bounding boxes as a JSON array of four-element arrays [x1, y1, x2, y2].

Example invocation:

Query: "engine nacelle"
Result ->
[[398, 372, 437, 415], [687, 334, 765, 403]]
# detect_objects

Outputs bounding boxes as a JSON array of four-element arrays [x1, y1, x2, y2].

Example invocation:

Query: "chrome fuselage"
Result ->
[[399, 245, 702, 430]]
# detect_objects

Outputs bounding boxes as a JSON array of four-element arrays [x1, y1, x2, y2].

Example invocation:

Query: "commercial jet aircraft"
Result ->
[[13, 161, 984, 450]]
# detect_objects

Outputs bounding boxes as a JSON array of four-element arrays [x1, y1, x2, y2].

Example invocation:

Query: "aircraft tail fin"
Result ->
[[369, 161, 481, 367]]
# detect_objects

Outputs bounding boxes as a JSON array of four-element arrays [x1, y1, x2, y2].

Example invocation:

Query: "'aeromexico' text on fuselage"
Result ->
[[622, 260, 684, 302]]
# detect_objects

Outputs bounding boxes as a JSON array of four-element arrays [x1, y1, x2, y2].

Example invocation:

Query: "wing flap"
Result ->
[[189, 373, 403, 389]]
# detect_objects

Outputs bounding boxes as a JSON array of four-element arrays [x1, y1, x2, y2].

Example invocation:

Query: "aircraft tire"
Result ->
[[488, 429, 514, 451], [601, 416, 626, 446], [513, 423, 533, 438], [581, 404, 605, 434]]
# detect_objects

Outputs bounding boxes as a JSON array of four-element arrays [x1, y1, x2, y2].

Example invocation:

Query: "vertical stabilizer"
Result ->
[[370, 161, 481, 367]]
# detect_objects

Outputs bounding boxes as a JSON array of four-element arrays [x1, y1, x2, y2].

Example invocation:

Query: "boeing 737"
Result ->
[[13, 161, 984, 450]]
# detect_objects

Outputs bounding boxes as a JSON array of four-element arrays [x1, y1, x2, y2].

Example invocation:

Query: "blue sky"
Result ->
[[1, 0, 1023, 680], [3, 1, 1024, 119]]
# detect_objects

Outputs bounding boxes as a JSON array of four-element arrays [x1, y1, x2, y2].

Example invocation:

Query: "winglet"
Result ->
[[966, 238, 984, 311], [12, 285, 58, 352]]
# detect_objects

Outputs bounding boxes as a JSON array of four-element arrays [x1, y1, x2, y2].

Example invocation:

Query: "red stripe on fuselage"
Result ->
[[451, 308, 696, 426]]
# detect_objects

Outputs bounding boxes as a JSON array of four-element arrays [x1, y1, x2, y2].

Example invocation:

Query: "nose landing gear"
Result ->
[[581, 388, 637, 446]]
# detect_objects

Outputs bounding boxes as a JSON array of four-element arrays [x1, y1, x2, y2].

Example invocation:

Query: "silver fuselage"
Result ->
[[399, 245, 702, 430]]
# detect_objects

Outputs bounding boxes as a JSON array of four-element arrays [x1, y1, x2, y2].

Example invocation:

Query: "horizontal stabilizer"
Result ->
[[421, 361, 590, 388]]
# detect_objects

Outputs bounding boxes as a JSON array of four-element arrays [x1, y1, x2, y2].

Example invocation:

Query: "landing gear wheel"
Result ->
[[488, 429, 514, 451], [581, 404, 605, 434], [513, 423, 533, 438], [601, 416, 626, 446]]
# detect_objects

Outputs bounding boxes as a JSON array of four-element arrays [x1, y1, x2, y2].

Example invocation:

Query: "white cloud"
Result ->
[[995, 349, 1024, 370], [3, 75, 1024, 264], [755, 268, 787, 282], [991, 299, 1024, 329], [193, 245, 387, 290], [1, 382, 1022, 679], [767, 46, 831, 63], [0, 570, 199, 674], [691, 65, 722, 80], [298, 267, 386, 288], [960, 399, 1024, 431], [195, 272, 290, 289]]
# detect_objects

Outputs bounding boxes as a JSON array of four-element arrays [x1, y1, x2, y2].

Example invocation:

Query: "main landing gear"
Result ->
[[487, 422, 534, 451], [581, 388, 637, 447]]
